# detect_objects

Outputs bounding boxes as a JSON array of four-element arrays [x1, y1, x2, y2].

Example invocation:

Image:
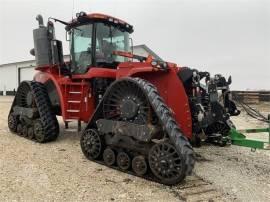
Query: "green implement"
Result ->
[[229, 127, 270, 150]]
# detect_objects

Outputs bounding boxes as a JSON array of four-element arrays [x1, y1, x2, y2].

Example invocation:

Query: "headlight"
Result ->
[[151, 61, 158, 66], [161, 62, 167, 68]]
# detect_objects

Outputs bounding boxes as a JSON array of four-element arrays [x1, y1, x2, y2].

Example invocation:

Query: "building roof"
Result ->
[[0, 55, 70, 67]]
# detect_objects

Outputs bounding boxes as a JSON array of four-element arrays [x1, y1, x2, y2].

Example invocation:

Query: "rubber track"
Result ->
[[30, 81, 59, 142], [84, 77, 195, 180], [132, 77, 195, 175]]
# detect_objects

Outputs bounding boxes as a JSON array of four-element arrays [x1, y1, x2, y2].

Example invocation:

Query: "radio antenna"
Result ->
[[72, 0, 75, 20]]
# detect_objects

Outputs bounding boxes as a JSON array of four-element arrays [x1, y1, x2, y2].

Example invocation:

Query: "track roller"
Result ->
[[117, 152, 131, 171], [34, 120, 45, 142], [132, 156, 147, 176], [27, 127, 34, 139], [103, 148, 116, 166], [17, 124, 23, 136], [22, 125, 28, 137]]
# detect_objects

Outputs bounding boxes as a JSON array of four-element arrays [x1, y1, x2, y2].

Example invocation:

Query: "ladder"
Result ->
[[62, 82, 87, 131]]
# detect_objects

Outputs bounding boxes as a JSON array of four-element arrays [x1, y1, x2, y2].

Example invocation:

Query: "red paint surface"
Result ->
[[34, 62, 192, 139]]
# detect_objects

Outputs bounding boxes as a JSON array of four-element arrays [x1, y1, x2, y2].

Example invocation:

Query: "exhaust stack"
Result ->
[[32, 14, 63, 67], [36, 14, 44, 27]]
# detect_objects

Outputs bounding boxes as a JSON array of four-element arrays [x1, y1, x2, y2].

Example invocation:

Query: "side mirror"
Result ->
[[66, 31, 70, 41], [227, 76, 232, 85], [129, 38, 134, 53], [129, 38, 134, 62]]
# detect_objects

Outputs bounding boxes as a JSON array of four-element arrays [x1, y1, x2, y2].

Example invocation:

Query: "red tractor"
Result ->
[[8, 12, 240, 185]]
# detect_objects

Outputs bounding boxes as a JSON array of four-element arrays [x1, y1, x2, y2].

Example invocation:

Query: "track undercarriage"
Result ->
[[8, 81, 59, 143], [80, 77, 195, 185], [7, 72, 238, 185]]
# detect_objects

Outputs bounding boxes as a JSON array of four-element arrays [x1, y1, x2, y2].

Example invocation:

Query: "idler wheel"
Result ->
[[148, 142, 185, 185], [132, 155, 147, 176], [103, 148, 116, 166], [8, 113, 17, 133], [117, 152, 131, 171], [80, 129, 103, 160]]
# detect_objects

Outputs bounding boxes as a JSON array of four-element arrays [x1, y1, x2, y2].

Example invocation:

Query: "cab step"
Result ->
[[67, 100, 81, 103], [65, 118, 80, 121], [69, 91, 82, 94], [67, 109, 80, 113]]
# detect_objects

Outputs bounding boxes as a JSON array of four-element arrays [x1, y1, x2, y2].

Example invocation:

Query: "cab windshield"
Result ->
[[95, 23, 130, 65], [70, 23, 130, 74]]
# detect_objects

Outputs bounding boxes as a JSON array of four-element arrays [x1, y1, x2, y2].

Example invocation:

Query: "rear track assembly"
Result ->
[[80, 77, 195, 185], [8, 81, 59, 143]]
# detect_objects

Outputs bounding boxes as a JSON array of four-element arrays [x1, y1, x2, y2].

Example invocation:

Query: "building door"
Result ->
[[18, 66, 35, 84]]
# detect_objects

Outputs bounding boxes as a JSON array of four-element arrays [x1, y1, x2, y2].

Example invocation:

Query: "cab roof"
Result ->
[[65, 12, 134, 33]]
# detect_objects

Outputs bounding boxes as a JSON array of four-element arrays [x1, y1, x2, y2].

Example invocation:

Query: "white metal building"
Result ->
[[0, 45, 162, 96], [0, 60, 36, 96]]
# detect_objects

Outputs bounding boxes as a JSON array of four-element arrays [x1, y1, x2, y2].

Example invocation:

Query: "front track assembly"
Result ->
[[8, 81, 59, 143], [81, 77, 195, 185]]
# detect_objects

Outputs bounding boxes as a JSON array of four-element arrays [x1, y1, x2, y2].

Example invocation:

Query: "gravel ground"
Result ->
[[0, 96, 269, 202]]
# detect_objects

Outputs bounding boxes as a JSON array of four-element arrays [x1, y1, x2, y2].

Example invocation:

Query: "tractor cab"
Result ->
[[66, 12, 134, 74]]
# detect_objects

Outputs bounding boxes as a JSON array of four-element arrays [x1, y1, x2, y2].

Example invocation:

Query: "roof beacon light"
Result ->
[[79, 11, 87, 17]]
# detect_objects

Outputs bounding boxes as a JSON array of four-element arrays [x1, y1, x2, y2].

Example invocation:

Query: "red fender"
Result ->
[[116, 63, 193, 139]]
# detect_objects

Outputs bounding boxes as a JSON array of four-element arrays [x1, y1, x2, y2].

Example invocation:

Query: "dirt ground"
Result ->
[[0, 96, 269, 202]]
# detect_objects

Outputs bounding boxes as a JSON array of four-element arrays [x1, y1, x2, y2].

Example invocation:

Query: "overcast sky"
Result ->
[[0, 0, 269, 90]]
